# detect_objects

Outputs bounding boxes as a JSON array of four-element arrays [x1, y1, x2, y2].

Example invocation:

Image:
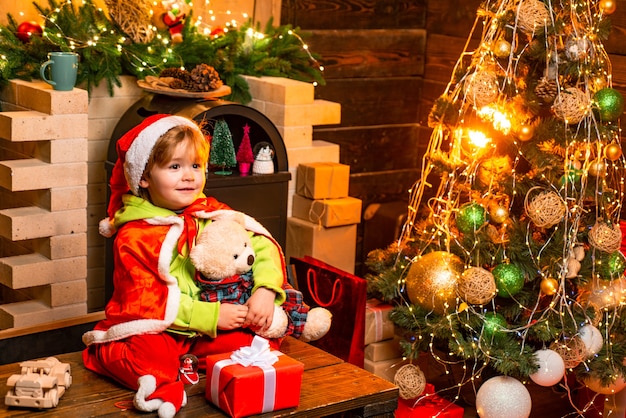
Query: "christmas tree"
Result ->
[[236, 124, 255, 175], [366, 0, 626, 416], [210, 119, 237, 175]]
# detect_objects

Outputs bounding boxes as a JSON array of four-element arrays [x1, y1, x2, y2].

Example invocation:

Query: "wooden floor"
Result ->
[[0, 337, 398, 417]]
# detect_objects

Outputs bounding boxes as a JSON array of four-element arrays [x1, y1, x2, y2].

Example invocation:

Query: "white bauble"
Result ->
[[529, 349, 566, 387], [476, 376, 532, 418], [579, 324, 603, 356]]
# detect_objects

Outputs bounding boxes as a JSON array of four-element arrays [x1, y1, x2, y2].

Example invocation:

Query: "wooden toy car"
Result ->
[[4, 357, 72, 409]]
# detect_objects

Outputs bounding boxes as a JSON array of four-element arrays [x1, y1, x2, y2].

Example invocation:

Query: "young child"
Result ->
[[82, 114, 289, 418]]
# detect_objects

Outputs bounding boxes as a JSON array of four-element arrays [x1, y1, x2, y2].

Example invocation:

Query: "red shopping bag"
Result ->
[[291, 256, 367, 367]]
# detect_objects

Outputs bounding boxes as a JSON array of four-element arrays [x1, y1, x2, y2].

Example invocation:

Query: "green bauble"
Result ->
[[492, 263, 525, 297], [593, 88, 624, 122], [456, 202, 486, 234], [598, 251, 626, 281], [406, 251, 464, 315], [483, 312, 507, 338]]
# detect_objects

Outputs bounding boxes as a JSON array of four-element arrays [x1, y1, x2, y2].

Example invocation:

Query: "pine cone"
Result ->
[[188, 64, 223, 92], [535, 78, 558, 103], [168, 78, 186, 90], [160, 67, 193, 87]]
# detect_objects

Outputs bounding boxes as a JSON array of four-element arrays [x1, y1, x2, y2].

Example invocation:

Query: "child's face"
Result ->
[[139, 141, 206, 211]]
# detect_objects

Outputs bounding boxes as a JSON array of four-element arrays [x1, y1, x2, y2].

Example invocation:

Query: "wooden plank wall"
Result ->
[[281, 0, 626, 275], [280, 0, 429, 274]]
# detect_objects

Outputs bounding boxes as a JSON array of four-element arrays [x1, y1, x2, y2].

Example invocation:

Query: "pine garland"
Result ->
[[0, 0, 325, 103]]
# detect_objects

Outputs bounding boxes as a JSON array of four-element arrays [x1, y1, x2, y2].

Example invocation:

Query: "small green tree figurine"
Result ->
[[236, 124, 255, 175], [210, 119, 237, 175]]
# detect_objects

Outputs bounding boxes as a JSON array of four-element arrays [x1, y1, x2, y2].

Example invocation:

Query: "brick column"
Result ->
[[0, 80, 89, 329]]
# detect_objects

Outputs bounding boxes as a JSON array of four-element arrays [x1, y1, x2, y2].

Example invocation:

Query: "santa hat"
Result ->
[[99, 114, 203, 237]]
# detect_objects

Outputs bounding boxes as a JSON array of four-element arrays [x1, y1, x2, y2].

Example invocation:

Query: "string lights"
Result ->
[[367, 0, 626, 414]]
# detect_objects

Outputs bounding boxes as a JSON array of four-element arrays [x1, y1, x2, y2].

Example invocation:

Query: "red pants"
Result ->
[[82, 329, 281, 410]]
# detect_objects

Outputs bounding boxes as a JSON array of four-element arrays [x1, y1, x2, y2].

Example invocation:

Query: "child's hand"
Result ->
[[244, 287, 276, 332], [217, 303, 249, 330]]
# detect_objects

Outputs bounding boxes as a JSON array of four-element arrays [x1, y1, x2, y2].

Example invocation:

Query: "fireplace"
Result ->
[[105, 93, 291, 301]]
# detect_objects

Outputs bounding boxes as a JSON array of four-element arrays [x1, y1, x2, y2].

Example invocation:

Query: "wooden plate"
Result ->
[[137, 78, 231, 99]]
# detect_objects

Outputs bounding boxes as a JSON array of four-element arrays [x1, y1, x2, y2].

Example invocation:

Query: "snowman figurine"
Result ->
[[252, 145, 275, 174]]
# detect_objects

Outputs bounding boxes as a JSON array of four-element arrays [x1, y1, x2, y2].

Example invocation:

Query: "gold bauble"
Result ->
[[604, 143, 622, 161], [588, 160, 607, 177], [540, 277, 559, 295], [584, 375, 626, 395], [517, 124, 534, 142], [600, 0, 617, 15], [406, 251, 464, 314], [494, 39, 512, 58], [488, 203, 509, 224]]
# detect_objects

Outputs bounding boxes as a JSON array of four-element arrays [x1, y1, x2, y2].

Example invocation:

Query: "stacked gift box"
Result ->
[[286, 162, 362, 274], [362, 299, 407, 382]]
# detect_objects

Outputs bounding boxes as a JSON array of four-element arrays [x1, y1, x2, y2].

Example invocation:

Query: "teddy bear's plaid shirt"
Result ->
[[197, 271, 309, 338]]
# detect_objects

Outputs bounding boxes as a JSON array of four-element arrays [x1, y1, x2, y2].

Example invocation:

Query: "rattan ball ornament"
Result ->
[[517, 0, 550, 34], [459, 267, 497, 305], [552, 87, 591, 124], [463, 70, 500, 108], [588, 222, 622, 253], [394, 364, 427, 400], [549, 337, 586, 369], [525, 189, 566, 228], [104, 0, 155, 43]]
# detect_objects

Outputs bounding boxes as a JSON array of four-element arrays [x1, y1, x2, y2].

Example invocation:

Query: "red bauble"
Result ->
[[16, 21, 43, 43]]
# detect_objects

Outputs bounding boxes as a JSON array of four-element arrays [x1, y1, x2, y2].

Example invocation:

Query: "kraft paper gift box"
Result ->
[[395, 393, 464, 418], [205, 336, 304, 418], [365, 298, 395, 345], [364, 336, 403, 362], [292, 194, 362, 227], [296, 162, 350, 199], [286, 217, 356, 274], [363, 357, 409, 382]]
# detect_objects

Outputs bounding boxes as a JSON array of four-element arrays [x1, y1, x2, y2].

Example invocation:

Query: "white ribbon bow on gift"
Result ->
[[230, 336, 279, 367], [210, 336, 282, 413]]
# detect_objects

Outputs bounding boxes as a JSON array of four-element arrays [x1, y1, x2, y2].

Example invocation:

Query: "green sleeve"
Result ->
[[250, 233, 286, 305], [169, 254, 220, 337]]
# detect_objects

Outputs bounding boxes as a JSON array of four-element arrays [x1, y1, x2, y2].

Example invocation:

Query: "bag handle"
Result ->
[[307, 268, 341, 307]]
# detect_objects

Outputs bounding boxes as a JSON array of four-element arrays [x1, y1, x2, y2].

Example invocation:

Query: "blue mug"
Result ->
[[40, 52, 79, 91]]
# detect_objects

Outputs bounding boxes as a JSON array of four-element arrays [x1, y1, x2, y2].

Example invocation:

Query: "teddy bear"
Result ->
[[189, 214, 332, 342]]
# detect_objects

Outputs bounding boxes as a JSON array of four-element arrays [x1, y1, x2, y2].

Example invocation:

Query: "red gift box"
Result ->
[[205, 337, 304, 418], [396, 393, 464, 418]]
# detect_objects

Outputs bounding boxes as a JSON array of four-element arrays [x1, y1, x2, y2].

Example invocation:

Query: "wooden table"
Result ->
[[0, 337, 398, 417]]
